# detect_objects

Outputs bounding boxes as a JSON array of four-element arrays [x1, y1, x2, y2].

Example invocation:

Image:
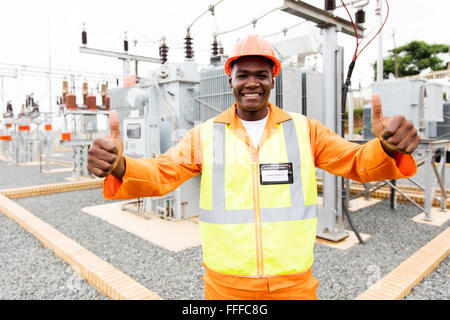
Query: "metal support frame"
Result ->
[[0, 71, 18, 114], [79, 47, 160, 64], [348, 139, 449, 222], [281, 0, 364, 38], [4, 118, 41, 165], [61, 109, 109, 178], [79, 47, 160, 77], [317, 27, 348, 241], [61, 141, 91, 178], [282, 0, 365, 241]]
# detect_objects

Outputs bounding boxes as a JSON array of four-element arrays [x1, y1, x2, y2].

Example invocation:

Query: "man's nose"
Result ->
[[244, 77, 260, 87]]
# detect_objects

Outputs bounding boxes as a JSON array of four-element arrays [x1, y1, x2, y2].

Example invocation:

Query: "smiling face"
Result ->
[[229, 56, 275, 121]]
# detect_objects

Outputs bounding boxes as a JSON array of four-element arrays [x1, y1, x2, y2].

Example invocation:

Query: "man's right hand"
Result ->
[[87, 110, 125, 179]]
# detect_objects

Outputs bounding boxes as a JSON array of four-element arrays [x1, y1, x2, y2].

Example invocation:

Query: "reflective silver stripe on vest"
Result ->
[[260, 118, 317, 222], [199, 208, 254, 224], [212, 121, 226, 212], [199, 118, 316, 224]]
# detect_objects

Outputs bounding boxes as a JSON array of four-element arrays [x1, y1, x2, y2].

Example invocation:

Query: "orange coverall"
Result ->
[[103, 103, 417, 300]]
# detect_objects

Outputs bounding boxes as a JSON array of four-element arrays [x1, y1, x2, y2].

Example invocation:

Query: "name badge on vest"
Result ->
[[260, 163, 294, 185]]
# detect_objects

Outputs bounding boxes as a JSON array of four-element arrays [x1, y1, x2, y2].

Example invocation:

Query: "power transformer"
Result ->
[[110, 60, 323, 221], [110, 61, 200, 221], [194, 63, 323, 121], [364, 79, 444, 139]]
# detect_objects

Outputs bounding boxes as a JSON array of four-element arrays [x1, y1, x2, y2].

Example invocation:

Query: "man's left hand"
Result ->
[[371, 93, 421, 157]]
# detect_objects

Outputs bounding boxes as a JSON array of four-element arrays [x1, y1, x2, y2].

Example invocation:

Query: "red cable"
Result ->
[[340, 0, 390, 61], [356, 0, 390, 58], [340, 0, 359, 61]]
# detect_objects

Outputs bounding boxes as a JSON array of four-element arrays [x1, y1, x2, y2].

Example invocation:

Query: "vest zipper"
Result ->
[[251, 161, 264, 278]]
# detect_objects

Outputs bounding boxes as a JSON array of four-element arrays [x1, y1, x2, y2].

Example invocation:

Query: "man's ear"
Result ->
[[228, 75, 233, 88], [271, 76, 275, 89]]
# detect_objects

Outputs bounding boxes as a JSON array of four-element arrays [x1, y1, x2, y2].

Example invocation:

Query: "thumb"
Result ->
[[371, 93, 384, 122], [109, 110, 120, 138], [108, 110, 123, 159], [371, 93, 387, 138]]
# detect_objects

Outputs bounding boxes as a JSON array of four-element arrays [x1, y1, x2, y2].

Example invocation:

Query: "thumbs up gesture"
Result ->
[[371, 93, 420, 157], [87, 110, 125, 178]]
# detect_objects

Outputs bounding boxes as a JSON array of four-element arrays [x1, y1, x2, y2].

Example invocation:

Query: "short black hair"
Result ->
[[230, 55, 274, 72]]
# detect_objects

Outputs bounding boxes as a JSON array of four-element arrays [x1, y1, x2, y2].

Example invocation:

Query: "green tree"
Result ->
[[373, 40, 449, 79]]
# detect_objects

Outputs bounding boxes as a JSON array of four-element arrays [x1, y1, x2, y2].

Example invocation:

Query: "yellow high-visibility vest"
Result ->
[[199, 112, 318, 277]]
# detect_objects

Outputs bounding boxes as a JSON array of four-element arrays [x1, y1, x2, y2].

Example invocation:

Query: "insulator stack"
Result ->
[[355, 9, 365, 24], [324, 0, 336, 10], [101, 83, 107, 96], [82, 31, 87, 45], [184, 31, 194, 59], [105, 96, 110, 110], [211, 36, 218, 57], [101, 84, 106, 105], [81, 23, 87, 45], [124, 31, 129, 52], [6, 101, 13, 112], [62, 80, 68, 94], [65, 93, 77, 110], [86, 95, 97, 110], [159, 39, 169, 64], [82, 82, 88, 105], [219, 42, 224, 55], [82, 82, 88, 95]]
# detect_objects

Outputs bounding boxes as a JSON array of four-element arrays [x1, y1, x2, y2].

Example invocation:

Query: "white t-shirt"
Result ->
[[239, 108, 269, 148]]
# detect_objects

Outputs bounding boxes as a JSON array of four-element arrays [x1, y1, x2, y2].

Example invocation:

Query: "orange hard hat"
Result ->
[[224, 34, 281, 77]]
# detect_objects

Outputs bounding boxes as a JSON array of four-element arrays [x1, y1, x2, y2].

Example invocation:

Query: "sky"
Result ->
[[0, 0, 449, 117]]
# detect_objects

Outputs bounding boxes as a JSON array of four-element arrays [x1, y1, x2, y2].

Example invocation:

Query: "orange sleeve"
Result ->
[[308, 118, 417, 183], [103, 124, 202, 200]]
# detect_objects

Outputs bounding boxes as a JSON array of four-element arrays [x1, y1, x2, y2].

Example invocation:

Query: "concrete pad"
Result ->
[[348, 197, 382, 212], [17, 161, 41, 166], [357, 227, 450, 300], [316, 230, 372, 250], [411, 207, 450, 227], [318, 196, 381, 212], [41, 153, 64, 158], [65, 176, 93, 182], [41, 167, 74, 174], [317, 196, 323, 207], [82, 201, 201, 252], [50, 159, 73, 166]]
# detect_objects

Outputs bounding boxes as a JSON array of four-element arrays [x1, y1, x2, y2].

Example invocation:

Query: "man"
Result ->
[[87, 35, 420, 300]]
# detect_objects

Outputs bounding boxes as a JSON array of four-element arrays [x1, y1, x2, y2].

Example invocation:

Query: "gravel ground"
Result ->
[[0, 214, 107, 300], [0, 156, 448, 300], [0, 152, 74, 190], [313, 200, 449, 300], [404, 256, 449, 300]]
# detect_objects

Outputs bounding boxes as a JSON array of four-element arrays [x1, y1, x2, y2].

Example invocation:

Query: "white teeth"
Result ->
[[243, 93, 261, 97]]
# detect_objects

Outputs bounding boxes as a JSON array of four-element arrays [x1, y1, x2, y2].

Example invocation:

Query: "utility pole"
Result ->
[[282, 0, 364, 242], [0, 71, 18, 115], [392, 29, 399, 78], [79, 28, 159, 78], [48, 21, 53, 115], [376, 0, 383, 82]]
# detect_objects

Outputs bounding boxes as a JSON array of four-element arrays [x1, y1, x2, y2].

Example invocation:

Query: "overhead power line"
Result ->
[[0, 62, 121, 79], [216, 6, 283, 36], [187, 0, 226, 31]]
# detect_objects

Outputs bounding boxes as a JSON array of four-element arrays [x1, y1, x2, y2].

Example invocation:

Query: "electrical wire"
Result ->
[[187, 0, 226, 32], [339, 0, 390, 245], [342, 0, 390, 62], [216, 6, 283, 36], [262, 20, 308, 39], [341, 0, 360, 61], [356, 0, 390, 58]]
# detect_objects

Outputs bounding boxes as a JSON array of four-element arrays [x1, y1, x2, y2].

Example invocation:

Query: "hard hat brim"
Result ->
[[225, 54, 281, 78]]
